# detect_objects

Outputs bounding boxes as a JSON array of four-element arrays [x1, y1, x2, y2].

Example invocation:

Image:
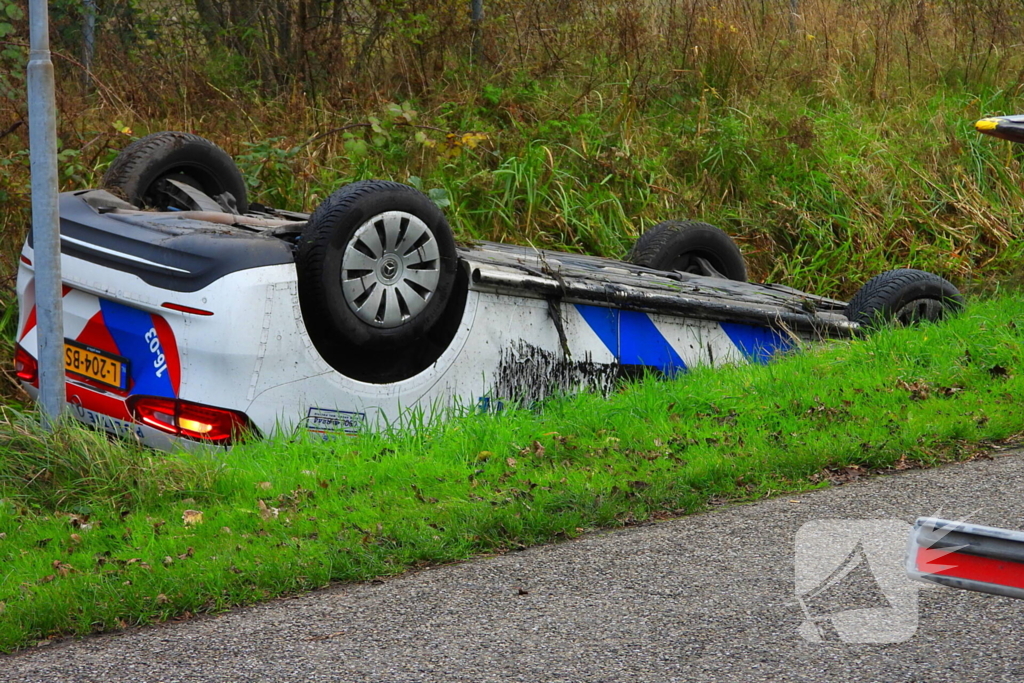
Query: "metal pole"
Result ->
[[82, 0, 96, 90], [27, 0, 66, 427]]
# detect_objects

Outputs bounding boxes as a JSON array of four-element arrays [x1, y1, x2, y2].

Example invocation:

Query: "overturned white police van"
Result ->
[[14, 132, 963, 449]]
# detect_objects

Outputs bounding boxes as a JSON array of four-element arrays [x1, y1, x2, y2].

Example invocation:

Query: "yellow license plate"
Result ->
[[64, 341, 129, 391]]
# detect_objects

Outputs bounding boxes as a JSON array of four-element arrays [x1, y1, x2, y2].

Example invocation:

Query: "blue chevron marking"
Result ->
[[618, 310, 686, 374], [719, 322, 791, 364], [574, 304, 619, 355], [99, 298, 176, 397], [574, 304, 686, 374]]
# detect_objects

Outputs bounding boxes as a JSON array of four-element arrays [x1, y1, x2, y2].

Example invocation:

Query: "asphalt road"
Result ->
[[6, 451, 1024, 682]]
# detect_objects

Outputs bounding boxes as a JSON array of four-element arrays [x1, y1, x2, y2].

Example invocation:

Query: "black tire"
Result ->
[[627, 220, 747, 281], [296, 180, 463, 383], [102, 131, 248, 213], [845, 269, 964, 328]]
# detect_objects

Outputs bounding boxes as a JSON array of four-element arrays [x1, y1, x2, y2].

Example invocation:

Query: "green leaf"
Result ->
[[344, 139, 367, 157], [407, 176, 423, 190], [427, 187, 450, 208], [0, 23, 13, 38], [5, 4, 24, 20]]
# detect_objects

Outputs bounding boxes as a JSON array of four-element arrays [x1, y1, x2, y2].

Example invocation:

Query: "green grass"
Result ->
[[4, 0, 1024, 655], [1, 295, 1023, 652]]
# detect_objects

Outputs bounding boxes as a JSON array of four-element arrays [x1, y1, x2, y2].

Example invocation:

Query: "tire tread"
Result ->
[[846, 268, 963, 327], [103, 132, 205, 191], [102, 131, 247, 212], [628, 220, 747, 281]]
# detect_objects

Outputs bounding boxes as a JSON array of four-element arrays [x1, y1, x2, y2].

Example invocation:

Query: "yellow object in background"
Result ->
[[975, 115, 1024, 143]]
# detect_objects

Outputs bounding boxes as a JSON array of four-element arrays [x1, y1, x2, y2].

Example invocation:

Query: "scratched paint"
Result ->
[[492, 340, 656, 405]]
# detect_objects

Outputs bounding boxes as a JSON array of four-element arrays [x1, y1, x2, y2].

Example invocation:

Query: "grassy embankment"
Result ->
[[1, 296, 1023, 652], [2, 0, 1024, 651]]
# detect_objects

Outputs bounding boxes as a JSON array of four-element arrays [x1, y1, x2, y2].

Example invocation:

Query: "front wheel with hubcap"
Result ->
[[296, 180, 463, 383], [341, 210, 442, 328]]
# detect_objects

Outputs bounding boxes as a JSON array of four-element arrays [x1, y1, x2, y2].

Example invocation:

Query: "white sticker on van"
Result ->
[[306, 407, 366, 437]]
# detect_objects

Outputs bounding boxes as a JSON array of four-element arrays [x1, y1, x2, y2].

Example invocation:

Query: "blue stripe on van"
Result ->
[[719, 322, 791, 364], [99, 298, 176, 398], [575, 304, 686, 374], [618, 310, 686, 374], [575, 304, 619, 355]]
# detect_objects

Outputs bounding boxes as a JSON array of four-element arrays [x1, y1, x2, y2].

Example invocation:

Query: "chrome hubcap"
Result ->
[[379, 257, 400, 282], [341, 211, 441, 328]]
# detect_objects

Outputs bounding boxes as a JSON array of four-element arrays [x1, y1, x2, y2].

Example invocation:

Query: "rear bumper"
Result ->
[[21, 382, 195, 451], [16, 245, 298, 449]]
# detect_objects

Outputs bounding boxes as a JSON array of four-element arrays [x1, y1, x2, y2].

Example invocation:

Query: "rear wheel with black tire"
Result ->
[[845, 269, 963, 328], [102, 131, 249, 213], [628, 220, 747, 281], [296, 180, 464, 383]]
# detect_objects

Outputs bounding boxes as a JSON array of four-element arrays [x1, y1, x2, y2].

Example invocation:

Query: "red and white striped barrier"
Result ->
[[907, 517, 1024, 600]]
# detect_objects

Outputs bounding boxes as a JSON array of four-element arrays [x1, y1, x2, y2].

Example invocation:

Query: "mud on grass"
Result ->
[[0, 296, 1022, 652]]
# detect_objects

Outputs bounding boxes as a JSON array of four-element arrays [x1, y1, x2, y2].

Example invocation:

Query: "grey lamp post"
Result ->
[[27, 0, 66, 427]]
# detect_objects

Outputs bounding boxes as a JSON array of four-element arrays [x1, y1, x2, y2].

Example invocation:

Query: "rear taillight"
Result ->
[[127, 396, 255, 444], [14, 345, 38, 384]]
